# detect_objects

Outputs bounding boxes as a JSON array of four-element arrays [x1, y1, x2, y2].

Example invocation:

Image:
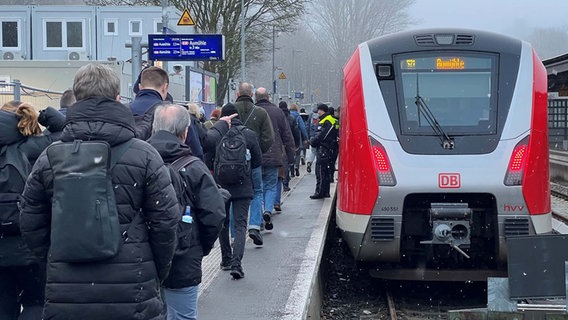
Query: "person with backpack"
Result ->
[[289, 103, 309, 177], [19, 63, 179, 320], [204, 103, 262, 279], [0, 102, 65, 320], [148, 104, 226, 320], [233, 82, 274, 246]]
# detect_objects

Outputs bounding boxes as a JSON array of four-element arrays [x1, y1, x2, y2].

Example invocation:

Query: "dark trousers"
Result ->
[[314, 156, 332, 197], [0, 264, 45, 320], [219, 198, 251, 268]]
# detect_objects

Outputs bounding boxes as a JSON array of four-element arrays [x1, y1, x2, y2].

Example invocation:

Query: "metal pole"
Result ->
[[161, 0, 169, 72], [131, 37, 142, 88], [240, 0, 246, 81], [13, 79, 20, 101], [272, 25, 276, 95]]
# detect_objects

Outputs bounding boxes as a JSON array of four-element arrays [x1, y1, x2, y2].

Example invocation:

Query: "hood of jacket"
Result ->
[[0, 110, 25, 146], [61, 96, 136, 146], [147, 130, 192, 163]]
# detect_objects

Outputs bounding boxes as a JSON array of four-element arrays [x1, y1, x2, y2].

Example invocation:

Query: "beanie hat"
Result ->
[[221, 103, 239, 118], [317, 103, 329, 113]]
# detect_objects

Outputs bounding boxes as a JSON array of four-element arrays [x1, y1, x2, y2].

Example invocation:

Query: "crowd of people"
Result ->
[[0, 63, 339, 320]]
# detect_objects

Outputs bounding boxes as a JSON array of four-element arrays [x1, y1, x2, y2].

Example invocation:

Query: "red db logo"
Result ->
[[438, 173, 460, 188]]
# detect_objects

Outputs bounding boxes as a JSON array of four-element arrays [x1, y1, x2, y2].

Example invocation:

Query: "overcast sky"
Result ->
[[408, 0, 568, 37]]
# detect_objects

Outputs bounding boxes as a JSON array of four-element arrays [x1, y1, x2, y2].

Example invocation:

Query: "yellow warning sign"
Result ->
[[177, 8, 196, 26], [279, 72, 287, 80]]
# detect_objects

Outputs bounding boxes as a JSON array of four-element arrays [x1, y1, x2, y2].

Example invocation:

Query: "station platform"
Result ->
[[196, 168, 335, 320]]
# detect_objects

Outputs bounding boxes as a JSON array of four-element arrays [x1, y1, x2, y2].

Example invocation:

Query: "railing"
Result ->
[[0, 80, 64, 110]]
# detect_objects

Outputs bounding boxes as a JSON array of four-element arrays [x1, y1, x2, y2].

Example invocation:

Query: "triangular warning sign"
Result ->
[[279, 72, 287, 80], [177, 8, 196, 26]]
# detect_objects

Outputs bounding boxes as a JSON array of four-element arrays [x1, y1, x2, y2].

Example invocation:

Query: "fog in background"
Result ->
[[408, 0, 568, 59]]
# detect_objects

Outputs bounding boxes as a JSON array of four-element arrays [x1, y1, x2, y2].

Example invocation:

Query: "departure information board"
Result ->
[[148, 34, 225, 61]]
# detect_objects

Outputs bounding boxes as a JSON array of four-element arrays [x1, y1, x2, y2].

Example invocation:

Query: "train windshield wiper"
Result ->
[[414, 77, 454, 149]]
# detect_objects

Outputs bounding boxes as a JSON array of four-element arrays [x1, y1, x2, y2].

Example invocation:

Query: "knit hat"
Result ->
[[317, 103, 329, 113], [221, 103, 239, 118]]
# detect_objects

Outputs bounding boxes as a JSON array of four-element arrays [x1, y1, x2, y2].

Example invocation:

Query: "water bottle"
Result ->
[[182, 206, 193, 223]]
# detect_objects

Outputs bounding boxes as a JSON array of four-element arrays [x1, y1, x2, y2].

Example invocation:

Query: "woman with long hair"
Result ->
[[0, 101, 65, 319]]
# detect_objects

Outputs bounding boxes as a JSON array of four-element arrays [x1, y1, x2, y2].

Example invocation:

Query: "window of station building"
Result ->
[[153, 19, 162, 33], [104, 19, 118, 36], [44, 19, 84, 49], [1, 20, 20, 48], [129, 20, 142, 36]]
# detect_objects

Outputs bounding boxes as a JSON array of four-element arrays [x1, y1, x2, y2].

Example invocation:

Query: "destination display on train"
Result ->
[[400, 56, 492, 70], [148, 34, 225, 61]]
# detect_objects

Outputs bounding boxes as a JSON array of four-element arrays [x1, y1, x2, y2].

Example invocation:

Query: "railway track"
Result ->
[[384, 280, 487, 320]]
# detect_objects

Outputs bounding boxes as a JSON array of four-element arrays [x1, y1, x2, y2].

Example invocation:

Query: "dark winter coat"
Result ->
[[0, 108, 63, 267], [147, 130, 226, 289], [233, 95, 274, 153], [203, 118, 262, 199], [255, 99, 296, 167], [130, 89, 163, 140], [19, 97, 179, 320], [310, 113, 339, 160]]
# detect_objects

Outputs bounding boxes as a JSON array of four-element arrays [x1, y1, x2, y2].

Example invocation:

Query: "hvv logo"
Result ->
[[438, 173, 460, 188]]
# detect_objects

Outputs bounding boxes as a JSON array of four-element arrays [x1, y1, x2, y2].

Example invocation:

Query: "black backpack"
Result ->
[[165, 155, 199, 256], [214, 125, 250, 186], [46, 139, 133, 263], [0, 145, 31, 237]]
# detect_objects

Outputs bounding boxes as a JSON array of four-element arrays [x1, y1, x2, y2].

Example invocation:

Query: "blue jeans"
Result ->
[[249, 166, 263, 230], [163, 285, 199, 320], [262, 166, 279, 214]]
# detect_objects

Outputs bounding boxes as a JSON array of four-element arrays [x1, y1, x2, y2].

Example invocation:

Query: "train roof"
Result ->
[[364, 28, 523, 56]]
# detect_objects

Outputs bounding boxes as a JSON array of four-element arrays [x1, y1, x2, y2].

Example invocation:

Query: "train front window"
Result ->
[[394, 53, 497, 135]]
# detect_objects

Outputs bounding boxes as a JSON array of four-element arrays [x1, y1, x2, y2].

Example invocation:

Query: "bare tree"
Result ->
[[87, 0, 307, 104], [308, 0, 415, 68], [527, 27, 568, 60]]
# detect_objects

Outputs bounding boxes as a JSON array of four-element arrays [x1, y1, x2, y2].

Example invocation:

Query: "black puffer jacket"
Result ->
[[0, 109, 62, 267], [148, 130, 225, 288], [203, 118, 262, 199], [19, 97, 179, 320]]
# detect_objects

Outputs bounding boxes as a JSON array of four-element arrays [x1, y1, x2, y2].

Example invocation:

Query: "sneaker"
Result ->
[[274, 204, 282, 212], [220, 261, 232, 271], [283, 186, 291, 192], [306, 162, 312, 173], [301, 157, 305, 165], [310, 194, 325, 199], [263, 212, 273, 230], [295, 168, 300, 177], [230, 265, 245, 280], [249, 229, 263, 245]]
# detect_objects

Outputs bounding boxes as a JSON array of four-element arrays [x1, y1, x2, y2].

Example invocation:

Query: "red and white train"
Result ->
[[337, 28, 550, 281]]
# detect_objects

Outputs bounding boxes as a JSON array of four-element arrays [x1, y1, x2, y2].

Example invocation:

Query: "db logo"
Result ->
[[438, 173, 460, 188]]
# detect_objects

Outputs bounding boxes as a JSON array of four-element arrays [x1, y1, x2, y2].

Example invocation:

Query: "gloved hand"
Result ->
[[38, 106, 66, 132]]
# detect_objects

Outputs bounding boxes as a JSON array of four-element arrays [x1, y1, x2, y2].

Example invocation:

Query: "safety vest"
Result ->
[[319, 114, 339, 130]]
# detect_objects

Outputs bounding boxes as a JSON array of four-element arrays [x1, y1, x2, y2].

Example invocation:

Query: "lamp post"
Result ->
[[240, 0, 246, 81], [291, 49, 304, 99]]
